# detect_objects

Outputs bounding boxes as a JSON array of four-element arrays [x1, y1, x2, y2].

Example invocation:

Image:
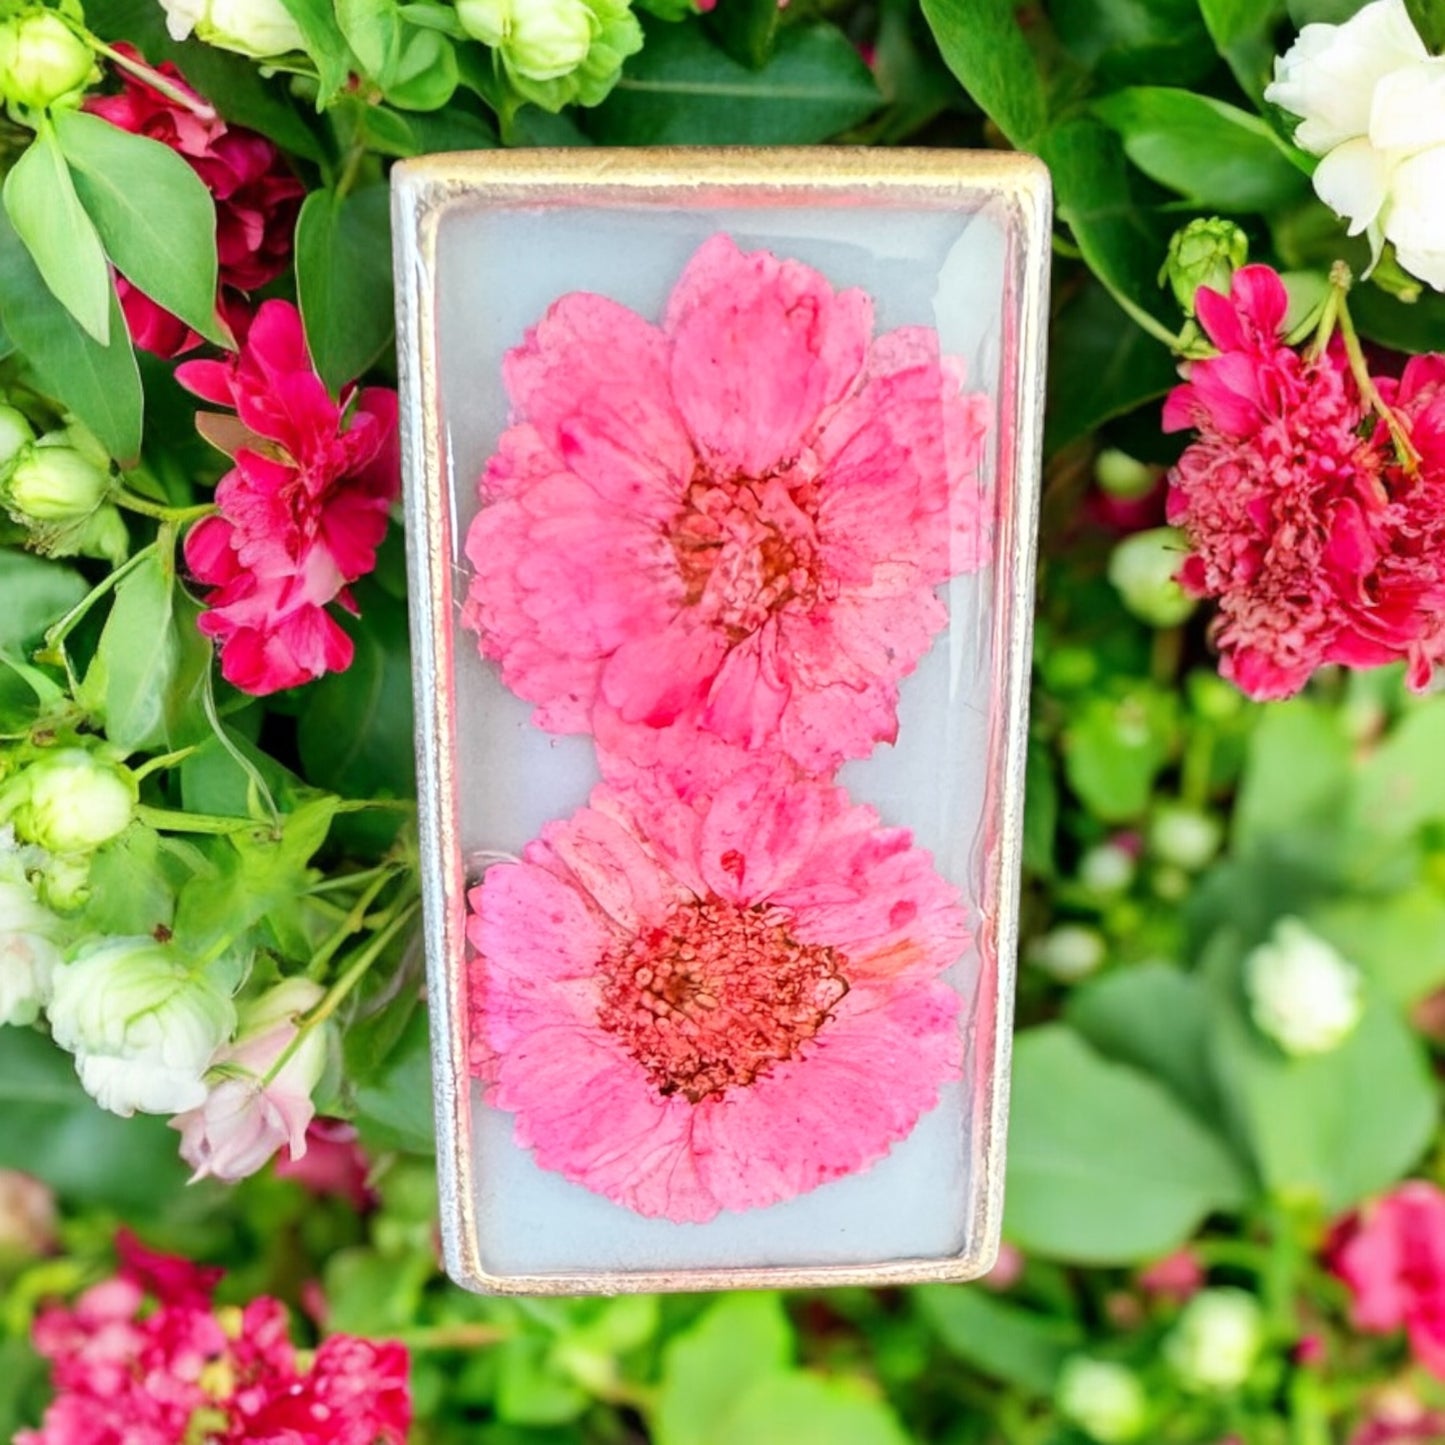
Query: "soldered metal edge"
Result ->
[[393, 148, 1052, 1297]]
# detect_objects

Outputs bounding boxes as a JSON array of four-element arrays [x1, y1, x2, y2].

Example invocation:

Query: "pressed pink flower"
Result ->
[[467, 756, 967, 1222], [86, 46, 303, 357], [178, 300, 399, 694], [1330, 1181, 1445, 1379], [19, 1242, 410, 1445], [464, 233, 989, 773]]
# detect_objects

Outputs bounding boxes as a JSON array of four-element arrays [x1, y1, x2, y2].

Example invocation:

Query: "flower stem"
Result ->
[[113, 488, 216, 524], [263, 900, 421, 1086], [135, 804, 259, 834], [83, 34, 217, 120], [1337, 293, 1420, 475], [306, 867, 404, 980], [388, 1324, 513, 1351], [39, 541, 157, 662], [130, 746, 199, 783]]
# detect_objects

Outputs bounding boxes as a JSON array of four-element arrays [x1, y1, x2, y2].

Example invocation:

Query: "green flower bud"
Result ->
[[1026, 924, 1106, 982], [1056, 1358, 1147, 1443], [1187, 669, 1244, 722], [1108, 527, 1196, 629], [6, 441, 110, 523], [0, 405, 34, 476], [13, 749, 135, 854], [1095, 449, 1156, 500], [1149, 805, 1222, 872], [1165, 1288, 1263, 1392], [0, 11, 95, 109], [459, 0, 642, 110], [1160, 217, 1249, 318]]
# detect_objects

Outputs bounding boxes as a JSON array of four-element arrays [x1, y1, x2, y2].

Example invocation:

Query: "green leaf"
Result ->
[[724, 1373, 911, 1445], [1005, 1026, 1249, 1263], [913, 1286, 1083, 1394], [1052, 0, 1216, 86], [3, 125, 112, 346], [704, 0, 783, 69], [0, 550, 87, 654], [295, 186, 395, 395], [1094, 87, 1309, 211], [1350, 701, 1445, 844], [0, 1027, 190, 1212], [496, 1337, 590, 1426], [1038, 118, 1179, 342], [351, 1008, 436, 1154], [82, 548, 212, 754], [1206, 937, 1436, 1213], [383, 25, 459, 110], [1022, 733, 1058, 874], [336, 0, 403, 83], [1406, 0, 1445, 51], [1232, 700, 1353, 861], [1044, 280, 1175, 455], [277, 0, 356, 101], [655, 1294, 793, 1445], [0, 212, 143, 464], [1309, 888, 1445, 1010], [919, 0, 1049, 146], [1065, 963, 1219, 1119], [81, 825, 177, 937], [1062, 685, 1179, 821], [1353, 283, 1445, 352], [589, 21, 880, 145], [53, 110, 224, 346], [1197, 0, 1288, 100]]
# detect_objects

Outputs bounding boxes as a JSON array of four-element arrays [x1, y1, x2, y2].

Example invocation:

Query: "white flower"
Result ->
[[1165, 1288, 1263, 1392], [158, 0, 305, 60], [1148, 805, 1222, 872], [1056, 1358, 1147, 1443], [1026, 924, 1107, 982], [1246, 917, 1364, 1057], [8, 749, 134, 855], [1078, 843, 1136, 896], [48, 938, 236, 1117], [171, 978, 329, 1183], [0, 880, 64, 1027], [1266, 0, 1445, 290]]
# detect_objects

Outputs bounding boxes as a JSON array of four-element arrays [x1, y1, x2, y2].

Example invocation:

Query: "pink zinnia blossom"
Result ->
[[1330, 1181, 1445, 1379], [86, 46, 303, 357], [19, 1241, 410, 1445], [178, 301, 399, 695], [464, 233, 989, 773], [467, 757, 967, 1221], [1165, 266, 1390, 698]]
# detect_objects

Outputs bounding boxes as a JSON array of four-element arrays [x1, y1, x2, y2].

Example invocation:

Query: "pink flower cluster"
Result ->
[[86, 47, 304, 357], [1166, 265, 1445, 699], [463, 235, 988, 1220], [179, 301, 399, 694], [1331, 1181, 1445, 1379], [19, 1234, 410, 1445]]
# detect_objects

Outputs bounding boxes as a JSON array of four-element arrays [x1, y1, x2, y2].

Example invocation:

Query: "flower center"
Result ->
[[596, 896, 849, 1104], [669, 470, 829, 640]]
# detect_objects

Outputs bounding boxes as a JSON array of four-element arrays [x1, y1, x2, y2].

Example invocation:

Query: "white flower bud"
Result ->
[[1108, 528, 1196, 629], [6, 442, 111, 523], [0, 11, 95, 109], [48, 938, 236, 1116], [0, 879, 64, 1026], [1165, 1288, 1263, 1392], [1027, 924, 1107, 982], [1056, 1358, 1147, 1443], [1246, 918, 1364, 1057], [173, 977, 329, 1183], [0, 406, 34, 475], [457, 0, 593, 79], [158, 0, 304, 60], [1149, 806, 1222, 872], [1078, 843, 1136, 896], [10, 749, 134, 855]]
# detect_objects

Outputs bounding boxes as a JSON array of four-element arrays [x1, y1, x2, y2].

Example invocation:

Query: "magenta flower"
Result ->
[[177, 301, 399, 695], [467, 758, 966, 1222], [463, 234, 989, 773], [1165, 264, 1445, 698]]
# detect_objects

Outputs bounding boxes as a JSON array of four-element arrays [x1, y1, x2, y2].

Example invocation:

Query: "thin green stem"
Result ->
[[306, 867, 401, 980], [39, 541, 158, 661], [130, 746, 199, 784], [113, 488, 216, 524], [136, 804, 258, 835], [263, 900, 421, 1086], [201, 673, 280, 829], [83, 34, 217, 118], [387, 1324, 513, 1351], [1337, 295, 1420, 474]]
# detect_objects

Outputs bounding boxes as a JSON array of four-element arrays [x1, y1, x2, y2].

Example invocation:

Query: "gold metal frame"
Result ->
[[392, 148, 1052, 1296]]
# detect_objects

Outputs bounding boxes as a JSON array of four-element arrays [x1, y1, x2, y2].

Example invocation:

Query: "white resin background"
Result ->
[[433, 198, 1012, 1276]]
